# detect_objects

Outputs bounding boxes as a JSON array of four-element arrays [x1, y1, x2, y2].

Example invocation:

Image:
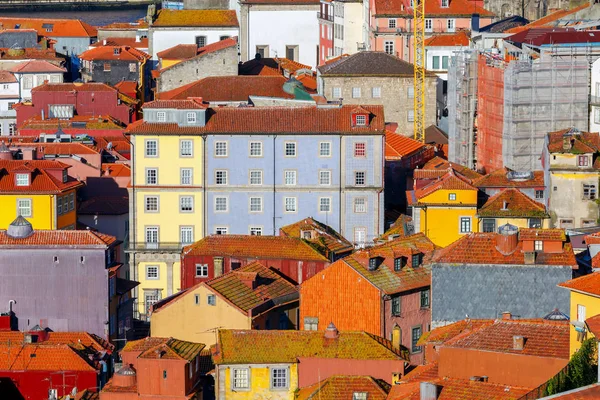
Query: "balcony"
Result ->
[[318, 12, 333, 22], [126, 242, 188, 252], [373, 27, 406, 35]]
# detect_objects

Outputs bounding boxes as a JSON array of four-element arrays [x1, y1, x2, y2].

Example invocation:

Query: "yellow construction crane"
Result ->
[[413, 0, 425, 143]]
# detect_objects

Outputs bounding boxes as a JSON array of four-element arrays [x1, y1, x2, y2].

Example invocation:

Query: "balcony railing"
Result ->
[[317, 12, 333, 22], [373, 27, 406, 35], [126, 242, 189, 252]]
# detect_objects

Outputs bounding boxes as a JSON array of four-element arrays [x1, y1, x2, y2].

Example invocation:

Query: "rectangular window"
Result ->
[[304, 317, 319, 330], [129, 63, 136, 72], [408, 110, 415, 122], [195, 36, 207, 47], [529, 218, 542, 228], [412, 326, 422, 353], [146, 265, 159, 279], [482, 219, 496, 233], [319, 170, 331, 185], [145, 292, 160, 315], [425, 19, 432, 31], [432, 56, 440, 70], [145, 140, 158, 157], [146, 168, 158, 185], [535, 190, 544, 200], [460, 217, 471, 233], [560, 219, 574, 229], [69, 193, 74, 211], [250, 197, 263, 212], [256, 45, 269, 58], [215, 197, 228, 212], [57, 197, 63, 215], [408, 86, 414, 99], [372, 87, 381, 98], [332, 87, 341, 98], [215, 141, 228, 157], [17, 198, 31, 217], [352, 87, 361, 98], [391, 296, 401, 316], [145, 227, 158, 246], [16, 174, 29, 186], [420, 289, 430, 308], [285, 142, 297, 157], [233, 368, 249, 389], [354, 198, 366, 213], [271, 368, 289, 390], [180, 226, 194, 244], [412, 254, 421, 267], [250, 227, 263, 236], [441, 0, 448, 6], [157, 112, 166, 122], [595, 107, 600, 124], [284, 197, 297, 212], [578, 304, 586, 323], [207, 294, 216, 306], [583, 184, 597, 200], [353, 393, 368, 400], [284, 170, 297, 185], [215, 170, 228, 185], [103, 63, 111, 72], [145, 196, 159, 212], [447, 19, 455, 31], [448, 193, 457, 201], [354, 227, 366, 243], [180, 196, 193, 212], [319, 197, 331, 212], [249, 141, 263, 157], [181, 168, 193, 185], [355, 115, 367, 126], [249, 170, 263, 185], [355, 171, 366, 186], [384, 40, 394, 55], [180, 140, 193, 156], [195, 264, 208, 277], [534, 240, 543, 251], [442, 56, 449, 70], [578, 155, 589, 166], [319, 141, 331, 157], [215, 227, 228, 235], [354, 142, 366, 157], [388, 18, 396, 28], [187, 112, 196, 123], [394, 257, 405, 271]]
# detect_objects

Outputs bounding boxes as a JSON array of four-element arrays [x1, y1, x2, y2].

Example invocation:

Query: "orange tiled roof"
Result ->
[[11, 60, 66, 73], [415, 156, 482, 181], [547, 129, 600, 154], [433, 231, 577, 266], [0, 227, 118, 247], [279, 217, 354, 256], [101, 163, 130, 178], [0, 331, 112, 352], [417, 319, 493, 346], [0, 159, 83, 194], [0, 17, 97, 37], [0, 343, 96, 371], [559, 272, 600, 297], [518, 228, 565, 241], [473, 167, 544, 188], [425, 31, 471, 47], [79, 46, 150, 62], [137, 337, 205, 361], [584, 231, 600, 245], [127, 105, 385, 135], [413, 170, 477, 201], [296, 73, 317, 92], [586, 315, 600, 338], [151, 9, 239, 27], [375, 0, 494, 17], [385, 130, 428, 160], [0, 70, 16, 83], [0, 47, 61, 62], [91, 37, 149, 48], [377, 214, 413, 241], [155, 37, 238, 76], [114, 80, 138, 95], [122, 336, 170, 352], [183, 235, 329, 262], [296, 375, 390, 400], [214, 329, 407, 364], [7, 142, 101, 155], [32, 82, 116, 92], [157, 43, 198, 60], [478, 188, 548, 218], [100, 19, 149, 30]]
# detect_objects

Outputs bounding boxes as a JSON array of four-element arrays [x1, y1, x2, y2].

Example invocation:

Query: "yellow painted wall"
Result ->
[[160, 58, 181, 69], [222, 363, 298, 400], [57, 189, 77, 229], [418, 189, 478, 247], [0, 194, 55, 230], [568, 291, 600, 356], [137, 260, 181, 314], [151, 285, 250, 345], [478, 217, 551, 231]]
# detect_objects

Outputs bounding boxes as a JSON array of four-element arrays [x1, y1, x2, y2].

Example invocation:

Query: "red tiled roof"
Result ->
[[447, 319, 570, 359], [473, 168, 545, 188], [157, 76, 292, 101], [151, 9, 239, 27], [114, 80, 138, 95], [143, 99, 207, 109], [296, 73, 317, 92], [7, 142, 100, 155], [586, 315, 600, 338], [79, 46, 150, 62], [547, 129, 600, 155], [417, 319, 492, 346], [101, 163, 130, 178], [413, 170, 477, 201], [584, 231, 600, 245], [127, 105, 385, 135], [279, 217, 354, 256], [0, 17, 97, 37], [425, 31, 471, 47], [0, 48, 61, 62], [0, 159, 83, 194], [11, 60, 66, 73], [19, 114, 124, 131], [385, 130, 428, 160], [297, 375, 390, 400], [374, 0, 494, 17], [32, 82, 116, 92], [415, 156, 482, 181], [541, 383, 600, 399], [518, 228, 565, 241], [0, 343, 97, 371], [0, 70, 16, 83], [183, 235, 329, 261], [0, 228, 117, 247], [90, 37, 149, 49], [478, 188, 548, 218], [377, 214, 413, 241], [559, 272, 600, 297], [157, 44, 198, 60], [433, 231, 577, 266], [100, 19, 149, 30], [137, 338, 205, 361], [155, 37, 238, 76], [0, 331, 112, 353]]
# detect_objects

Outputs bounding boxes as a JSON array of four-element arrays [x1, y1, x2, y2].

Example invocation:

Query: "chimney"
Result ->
[[496, 224, 519, 255], [524, 251, 536, 265], [563, 135, 572, 150], [513, 335, 525, 350], [235, 271, 258, 290], [502, 311, 512, 320], [471, 13, 480, 33], [420, 382, 441, 400], [103, 39, 107, 46], [324, 322, 339, 339]]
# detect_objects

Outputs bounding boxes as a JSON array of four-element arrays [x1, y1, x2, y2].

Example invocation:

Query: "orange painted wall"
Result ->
[[439, 346, 568, 388], [300, 260, 382, 334], [522, 240, 563, 253], [136, 358, 188, 397]]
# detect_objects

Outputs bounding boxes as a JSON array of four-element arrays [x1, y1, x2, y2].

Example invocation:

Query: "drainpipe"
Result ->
[[203, 135, 207, 237], [273, 134, 277, 235]]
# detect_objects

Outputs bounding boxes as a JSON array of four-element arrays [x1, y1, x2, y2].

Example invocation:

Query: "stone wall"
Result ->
[[483, 0, 586, 21]]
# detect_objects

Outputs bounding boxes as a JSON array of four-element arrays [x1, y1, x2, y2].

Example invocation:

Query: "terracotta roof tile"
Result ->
[[143, 99, 207, 110], [158, 76, 292, 101], [417, 319, 493, 346], [478, 189, 548, 218], [425, 31, 471, 47], [214, 329, 407, 364], [0, 17, 97, 37], [0, 48, 61, 62], [100, 19, 148, 30], [542, 383, 600, 399], [547, 129, 600, 155], [385, 130, 428, 160], [474, 168, 544, 188], [32, 82, 116, 92], [157, 43, 198, 60], [7, 142, 101, 156], [122, 336, 169, 353], [0, 331, 112, 352], [519, 228, 565, 241], [586, 315, 600, 338], [296, 73, 317, 92], [378, 214, 413, 241], [0, 70, 16, 83], [155, 37, 238, 76], [183, 235, 329, 261], [374, 0, 494, 17], [151, 9, 239, 27], [19, 114, 125, 131], [11, 60, 66, 73], [412, 170, 477, 201], [0, 226, 117, 247], [127, 105, 385, 135], [558, 272, 600, 297], [137, 337, 205, 361], [279, 217, 354, 256], [296, 375, 390, 400], [415, 156, 482, 181], [0, 159, 83, 194], [584, 231, 600, 245], [79, 46, 150, 62], [101, 163, 130, 178], [0, 343, 96, 371]]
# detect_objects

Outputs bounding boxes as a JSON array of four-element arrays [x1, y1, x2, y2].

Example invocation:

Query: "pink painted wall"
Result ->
[[297, 357, 405, 387]]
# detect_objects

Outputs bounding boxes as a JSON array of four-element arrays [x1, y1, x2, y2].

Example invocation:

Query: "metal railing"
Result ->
[[125, 242, 188, 252], [317, 12, 333, 21], [373, 27, 406, 34]]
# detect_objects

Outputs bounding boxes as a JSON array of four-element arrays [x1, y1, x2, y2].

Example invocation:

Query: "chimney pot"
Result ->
[[496, 224, 519, 255], [513, 335, 525, 350], [420, 382, 441, 400], [324, 322, 339, 339], [502, 311, 512, 320]]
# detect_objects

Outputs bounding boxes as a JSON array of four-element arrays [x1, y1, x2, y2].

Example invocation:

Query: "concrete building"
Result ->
[[543, 129, 600, 229], [317, 51, 437, 135], [430, 225, 579, 329], [0, 70, 18, 136], [338, 0, 369, 55], [148, 9, 239, 60], [239, 0, 320, 68], [319, 0, 334, 65], [11, 60, 66, 101]]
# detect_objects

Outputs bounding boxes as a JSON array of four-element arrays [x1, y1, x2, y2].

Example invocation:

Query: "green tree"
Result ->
[[567, 338, 598, 389]]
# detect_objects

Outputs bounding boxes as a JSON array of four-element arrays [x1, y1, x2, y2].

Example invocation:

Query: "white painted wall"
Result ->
[[14, 72, 63, 101], [247, 9, 319, 68], [151, 28, 240, 60], [0, 80, 18, 136], [342, 1, 364, 54], [425, 47, 466, 81], [590, 58, 600, 133]]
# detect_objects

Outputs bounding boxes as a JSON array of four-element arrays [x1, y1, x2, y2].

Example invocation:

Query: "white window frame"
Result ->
[[215, 227, 228, 235], [332, 87, 342, 98], [352, 87, 361, 98], [215, 170, 228, 185], [195, 264, 209, 277], [319, 197, 331, 213], [354, 197, 367, 213], [284, 141, 297, 157], [232, 368, 250, 390], [355, 115, 367, 126], [408, 110, 415, 122], [459, 216, 472, 234], [156, 111, 166, 122], [187, 112, 196, 123], [384, 40, 394, 55], [372, 87, 382, 98], [319, 170, 332, 186], [249, 196, 263, 213], [17, 198, 32, 217], [180, 139, 193, 157], [146, 265, 159, 280], [145, 168, 158, 185], [180, 226, 194, 244], [354, 227, 366, 243], [284, 197, 297, 213], [425, 19, 433, 32], [249, 226, 263, 236], [181, 168, 193, 185], [447, 18, 456, 31], [319, 141, 332, 157], [388, 18, 396, 28], [534, 240, 543, 251], [179, 196, 194, 213], [16, 173, 29, 186], [145, 226, 159, 247], [249, 141, 263, 157], [284, 170, 297, 186], [270, 367, 289, 390], [145, 139, 158, 157], [215, 196, 228, 212], [144, 195, 159, 212], [215, 141, 228, 157], [249, 170, 263, 185]]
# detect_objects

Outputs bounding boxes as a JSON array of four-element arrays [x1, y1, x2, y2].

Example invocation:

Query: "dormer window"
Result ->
[[62, 169, 67, 183], [578, 155, 589, 167], [441, 0, 449, 7], [394, 257, 406, 271], [16, 173, 29, 186], [355, 115, 367, 126], [411, 253, 422, 268], [157, 111, 166, 122], [187, 112, 196, 123], [368, 257, 383, 271], [113, 47, 120, 56]]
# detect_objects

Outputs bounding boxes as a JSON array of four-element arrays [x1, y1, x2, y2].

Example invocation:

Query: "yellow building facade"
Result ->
[[128, 132, 204, 319], [220, 363, 299, 400], [0, 190, 78, 230]]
